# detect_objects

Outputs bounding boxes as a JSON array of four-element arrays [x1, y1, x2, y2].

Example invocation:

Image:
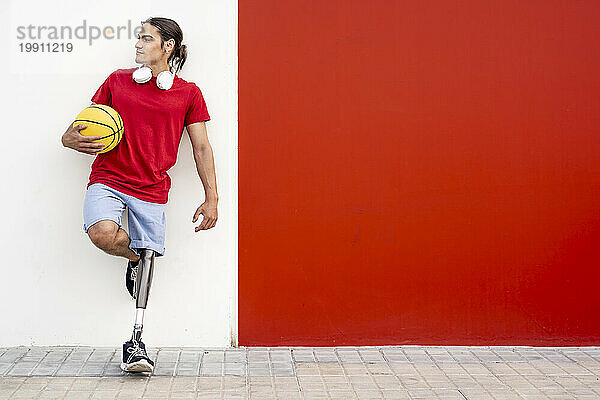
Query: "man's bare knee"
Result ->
[[88, 220, 119, 251]]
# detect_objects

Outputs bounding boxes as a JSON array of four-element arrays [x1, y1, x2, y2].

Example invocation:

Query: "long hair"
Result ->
[[141, 17, 188, 75]]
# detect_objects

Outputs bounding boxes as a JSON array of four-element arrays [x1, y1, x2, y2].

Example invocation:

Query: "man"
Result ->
[[61, 17, 218, 373]]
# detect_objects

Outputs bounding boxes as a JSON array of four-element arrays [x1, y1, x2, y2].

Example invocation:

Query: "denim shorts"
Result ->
[[83, 183, 166, 257]]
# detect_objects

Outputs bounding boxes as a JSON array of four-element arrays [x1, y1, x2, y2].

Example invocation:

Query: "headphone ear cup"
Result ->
[[133, 66, 152, 84], [156, 70, 174, 90]]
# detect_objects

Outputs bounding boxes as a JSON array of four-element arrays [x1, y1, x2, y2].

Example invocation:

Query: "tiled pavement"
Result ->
[[1, 346, 599, 399]]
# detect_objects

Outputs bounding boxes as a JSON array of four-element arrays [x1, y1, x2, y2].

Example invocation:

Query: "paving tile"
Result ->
[[11, 388, 45, 399]]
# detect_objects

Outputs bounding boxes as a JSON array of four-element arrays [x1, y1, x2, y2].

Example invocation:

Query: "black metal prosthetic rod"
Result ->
[[132, 249, 155, 342]]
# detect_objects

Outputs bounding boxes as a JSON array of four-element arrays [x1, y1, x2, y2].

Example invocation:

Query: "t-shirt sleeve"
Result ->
[[185, 85, 210, 126], [91, 72, 113, 106]]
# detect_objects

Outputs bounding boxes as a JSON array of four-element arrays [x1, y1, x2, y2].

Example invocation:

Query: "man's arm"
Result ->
[[187, 121, 218, 231], [61, 101, 105, 154]]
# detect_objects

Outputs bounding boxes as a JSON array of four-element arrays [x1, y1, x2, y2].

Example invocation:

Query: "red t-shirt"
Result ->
[[88, 67, 210, 203]]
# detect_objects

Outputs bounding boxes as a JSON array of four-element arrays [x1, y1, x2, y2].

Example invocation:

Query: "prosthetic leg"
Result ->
[[121, 249, 156, 373], [131, 249, 155, 342]]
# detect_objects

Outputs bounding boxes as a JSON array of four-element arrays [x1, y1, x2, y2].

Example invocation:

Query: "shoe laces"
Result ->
[[130, 261, 139, 285], [127, 340, 148, 362]]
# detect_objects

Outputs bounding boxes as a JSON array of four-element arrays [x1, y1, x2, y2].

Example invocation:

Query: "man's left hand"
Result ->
[[192, 201, 218, 231]]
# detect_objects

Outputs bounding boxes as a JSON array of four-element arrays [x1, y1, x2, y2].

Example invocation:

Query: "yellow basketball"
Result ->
[[73, 104, 124, 154]]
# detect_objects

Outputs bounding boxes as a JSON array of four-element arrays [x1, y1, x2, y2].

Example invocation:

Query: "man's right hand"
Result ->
[[61, 123, 105, 155]]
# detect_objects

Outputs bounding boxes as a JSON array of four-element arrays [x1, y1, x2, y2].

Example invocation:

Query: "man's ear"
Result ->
[[166, 39, 175, 53]]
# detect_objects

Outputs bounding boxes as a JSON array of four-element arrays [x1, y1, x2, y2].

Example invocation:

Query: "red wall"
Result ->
[[239, 0, 600, 346]]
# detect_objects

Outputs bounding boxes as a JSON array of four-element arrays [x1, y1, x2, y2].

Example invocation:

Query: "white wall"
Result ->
[[0, 0, 237, 347]]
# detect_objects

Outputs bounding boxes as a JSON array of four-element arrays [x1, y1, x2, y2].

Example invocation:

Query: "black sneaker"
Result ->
[[120, 338, 154, 373], [126, 259, 139, 299]]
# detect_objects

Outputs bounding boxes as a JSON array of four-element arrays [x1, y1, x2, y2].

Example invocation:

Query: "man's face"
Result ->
[[135, 23, 173, 66]]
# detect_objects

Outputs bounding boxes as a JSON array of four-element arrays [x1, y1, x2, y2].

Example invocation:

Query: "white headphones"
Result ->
[[132, 65, 175, 90]]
